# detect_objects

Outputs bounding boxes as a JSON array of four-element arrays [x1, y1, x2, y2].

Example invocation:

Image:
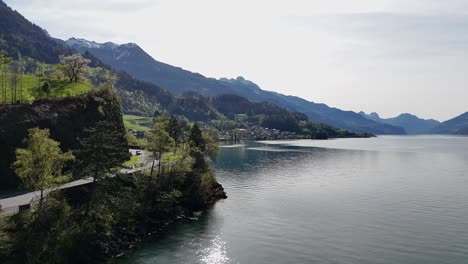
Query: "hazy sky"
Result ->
[[5, 0, 468, 121]]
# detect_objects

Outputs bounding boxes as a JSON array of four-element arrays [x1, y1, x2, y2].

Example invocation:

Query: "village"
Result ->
[[219, 125, 301, 141]]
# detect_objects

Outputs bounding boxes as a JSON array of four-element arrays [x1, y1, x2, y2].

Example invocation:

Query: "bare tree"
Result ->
[[59, 53, 91, 83], [9, 62, 22, 103], [0, 51, 12, 103], [17, 54, 24, 103]]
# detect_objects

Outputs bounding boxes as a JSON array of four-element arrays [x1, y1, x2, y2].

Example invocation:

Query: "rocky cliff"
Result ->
[[0, 88, 128, 189]]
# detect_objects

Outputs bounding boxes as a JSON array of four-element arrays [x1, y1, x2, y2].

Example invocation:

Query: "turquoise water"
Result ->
[[118, 136, 468, 264]]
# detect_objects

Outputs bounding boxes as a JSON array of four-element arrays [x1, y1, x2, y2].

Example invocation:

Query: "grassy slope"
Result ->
[[0, 74, 92, 102], [123, 155, 139, 168], [123, 114, 153, 132]]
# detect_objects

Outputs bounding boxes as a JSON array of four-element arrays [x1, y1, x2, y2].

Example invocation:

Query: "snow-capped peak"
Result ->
[[66, 38, 103, 49], [66, 38, 138, 50]]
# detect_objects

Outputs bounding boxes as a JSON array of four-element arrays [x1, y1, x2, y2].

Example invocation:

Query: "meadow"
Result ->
[[0, 74, 93, 103], [123, 114, 153, 132]]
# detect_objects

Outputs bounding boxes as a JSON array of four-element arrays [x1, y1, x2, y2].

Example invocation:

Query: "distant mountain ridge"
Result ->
[[359, 112, 440, 134], [66, 38, 405, 135], [2, 0, 460, 136], [1, 1, 372, 140], [431, 112, 468, 135]]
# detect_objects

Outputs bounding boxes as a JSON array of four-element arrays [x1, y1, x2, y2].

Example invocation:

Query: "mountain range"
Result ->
[[0, 1, 328, 137], [66, 37, 406, 135], [359, 112, 440, 134], [1, 0, 467, 135], [431, 112, 468, 135]]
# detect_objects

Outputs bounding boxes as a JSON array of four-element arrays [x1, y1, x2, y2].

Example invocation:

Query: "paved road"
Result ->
[[0, 150, 154, 217]]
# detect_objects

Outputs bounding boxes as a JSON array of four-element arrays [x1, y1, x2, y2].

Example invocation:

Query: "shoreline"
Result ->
[[111, 182, 227, 260]]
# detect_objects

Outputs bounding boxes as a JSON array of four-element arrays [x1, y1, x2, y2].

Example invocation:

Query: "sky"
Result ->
[[5, 0, 468, 121]]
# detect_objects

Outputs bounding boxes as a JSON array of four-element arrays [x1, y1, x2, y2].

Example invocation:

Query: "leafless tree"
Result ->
[[9, 62, 20, 103], [0, 51, 12, 104]]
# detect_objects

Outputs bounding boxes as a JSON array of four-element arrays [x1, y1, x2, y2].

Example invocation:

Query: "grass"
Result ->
[[123, 114, 153, 132], [0, 74, 93, 103], [34, 78, 92, 98], [123, 155, 139, 168]]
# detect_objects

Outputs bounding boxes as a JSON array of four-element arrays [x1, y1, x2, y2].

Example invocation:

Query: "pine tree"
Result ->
[[76, 121, 130, 182]]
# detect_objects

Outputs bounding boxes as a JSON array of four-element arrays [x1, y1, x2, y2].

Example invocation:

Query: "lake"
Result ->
[[118, 135, 468, 264]]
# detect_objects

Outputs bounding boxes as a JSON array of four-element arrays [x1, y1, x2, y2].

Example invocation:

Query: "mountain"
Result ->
[[0, 1, 211, 120], [66, 37, 234, 96], [359, 112, 440, 134], [211, 94, 308, 132], [431, 112, 468, 135], [359, 112, 381, 123], [1, 1, 365, 139], [0, 1, 72, 62], [66, 38, 405, 135]]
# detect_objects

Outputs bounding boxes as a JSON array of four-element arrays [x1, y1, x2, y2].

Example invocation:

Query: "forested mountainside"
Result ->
[[359, 112, 440, 134], [0, 1, 72, 63], [66, 38, 405, 134], [0, 2, 216, 122], [0, 0, 372, 139], [211, 94, 308, 132], [0, 1, 181, 118]]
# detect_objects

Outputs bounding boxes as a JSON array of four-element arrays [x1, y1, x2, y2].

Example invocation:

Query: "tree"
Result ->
[[168, 116, 184, 149], [189, 123, 205, 151], [41, 81, 51, 98], [53, 64, 65, 80], [183, 124, 218, 181], [13, 128, 74, 208], [9, 62, 20, 103], [59, 53, 91, 83], [161, 148, 193, 178], [202, 128, 220, 159], [126, 131, 139, 147], [76, 121, 130, 182], [146, 117, 174, 178], [16, 54, 24, 103], [0, 51, 12, 104], [188, 123, 209, 174]]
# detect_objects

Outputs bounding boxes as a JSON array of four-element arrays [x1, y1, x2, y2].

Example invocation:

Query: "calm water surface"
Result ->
[[118, 135, 468, 264]]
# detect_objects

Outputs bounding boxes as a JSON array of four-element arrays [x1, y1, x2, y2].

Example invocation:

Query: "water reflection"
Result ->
[[199, 236, 229, 264]]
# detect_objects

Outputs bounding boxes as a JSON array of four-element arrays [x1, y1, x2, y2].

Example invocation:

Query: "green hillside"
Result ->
[[0, 74, 92, 103], [123, 114, 153, 132]]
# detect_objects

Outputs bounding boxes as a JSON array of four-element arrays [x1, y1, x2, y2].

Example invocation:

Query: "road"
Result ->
[[0, 150, 154, 217]]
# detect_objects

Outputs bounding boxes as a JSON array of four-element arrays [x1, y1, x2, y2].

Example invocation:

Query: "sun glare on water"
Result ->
[[200, 236, 230, 264]]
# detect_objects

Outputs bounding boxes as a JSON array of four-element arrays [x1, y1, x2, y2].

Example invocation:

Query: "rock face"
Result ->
[[206, 182, 228, 206], [0, 88, 128, 189]]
